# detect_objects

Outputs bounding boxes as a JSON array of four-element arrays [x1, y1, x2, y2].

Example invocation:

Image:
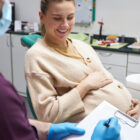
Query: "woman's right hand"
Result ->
[[76, 71, 113, 98], [83, 71, 113, 90]]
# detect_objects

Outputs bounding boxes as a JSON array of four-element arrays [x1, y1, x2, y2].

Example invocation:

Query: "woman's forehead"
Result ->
[[47, 1, 75, 15]]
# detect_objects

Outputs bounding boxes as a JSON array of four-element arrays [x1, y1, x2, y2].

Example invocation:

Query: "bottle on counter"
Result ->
[[121, 35, 125, 43]]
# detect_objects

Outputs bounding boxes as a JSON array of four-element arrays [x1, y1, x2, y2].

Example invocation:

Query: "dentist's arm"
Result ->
[[29, 119, 85, 140]]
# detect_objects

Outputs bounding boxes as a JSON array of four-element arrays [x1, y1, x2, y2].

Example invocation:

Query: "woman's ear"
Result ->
[[39, 11, 45, 25]]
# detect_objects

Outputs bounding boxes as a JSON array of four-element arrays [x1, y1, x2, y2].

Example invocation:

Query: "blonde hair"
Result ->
[[40, 0, 75, 36]]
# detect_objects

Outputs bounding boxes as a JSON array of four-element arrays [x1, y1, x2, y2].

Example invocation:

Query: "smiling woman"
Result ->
[[25, 0, 140, 124], [39, 0, 75, 48]]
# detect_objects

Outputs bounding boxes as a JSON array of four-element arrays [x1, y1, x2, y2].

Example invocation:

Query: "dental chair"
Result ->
[[126, 74, 140, 100], [21, 34, 43, 48], [21, 34, 43, 119]]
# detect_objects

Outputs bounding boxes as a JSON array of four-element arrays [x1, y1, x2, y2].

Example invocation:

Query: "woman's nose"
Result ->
[[60, 20, 69, 28]]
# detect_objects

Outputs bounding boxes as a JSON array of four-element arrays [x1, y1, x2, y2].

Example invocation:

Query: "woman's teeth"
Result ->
[[58, 30, 67, 33]]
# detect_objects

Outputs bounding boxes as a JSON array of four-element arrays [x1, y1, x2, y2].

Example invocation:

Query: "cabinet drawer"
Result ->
[[96, 50, 127, 66], [104, 64, 126, 81], [128, 54, 140, 64], [0, 34, 12, 82], [127, 63, 140, 73]]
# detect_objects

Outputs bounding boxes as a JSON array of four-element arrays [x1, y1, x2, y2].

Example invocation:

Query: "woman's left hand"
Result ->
[[126, 99, 140, 120]]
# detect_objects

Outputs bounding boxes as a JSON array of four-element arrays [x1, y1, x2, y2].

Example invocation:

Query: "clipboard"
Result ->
[[114, 110, 139, 128], [64, 101, 140, 140]]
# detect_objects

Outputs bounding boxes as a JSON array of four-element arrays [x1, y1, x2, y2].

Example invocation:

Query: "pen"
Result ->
[[105, 119, 111, 127]]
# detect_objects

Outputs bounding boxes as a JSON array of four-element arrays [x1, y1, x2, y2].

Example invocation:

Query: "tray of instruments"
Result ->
[[92, 39, 128, 49]]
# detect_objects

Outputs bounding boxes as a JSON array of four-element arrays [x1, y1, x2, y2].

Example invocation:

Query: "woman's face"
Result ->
[[40, 1, 75, 43]]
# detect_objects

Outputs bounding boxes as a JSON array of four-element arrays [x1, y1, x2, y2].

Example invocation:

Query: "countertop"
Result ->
[[91, 35, 140, 54], [7, 30, 140, 54], [7, 30, 40, 35]]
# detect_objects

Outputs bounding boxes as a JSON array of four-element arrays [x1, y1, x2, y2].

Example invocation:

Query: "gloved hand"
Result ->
[[91, 117, 121, 140], [47, 122, 85, 140]]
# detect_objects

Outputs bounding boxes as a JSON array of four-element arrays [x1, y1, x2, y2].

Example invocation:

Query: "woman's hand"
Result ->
[[76, 71, 113, 98], [83, 71, 113, 90], [126, 99, 140, 120]]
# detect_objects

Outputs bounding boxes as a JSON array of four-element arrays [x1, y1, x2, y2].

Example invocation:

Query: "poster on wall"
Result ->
[[75, 0, 96, 24]]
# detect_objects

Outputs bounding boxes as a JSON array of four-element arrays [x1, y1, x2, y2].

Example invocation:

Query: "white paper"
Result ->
[[64, 101, 140, 140], [128, 44, 140, 49]]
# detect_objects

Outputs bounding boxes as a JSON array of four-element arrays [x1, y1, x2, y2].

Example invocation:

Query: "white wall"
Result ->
[[10, 0, 140, 38], [10, 0, 40, 22], [74, 0, 140, 38]]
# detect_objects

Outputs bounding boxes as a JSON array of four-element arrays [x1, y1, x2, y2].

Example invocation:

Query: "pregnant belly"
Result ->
[[84, 80, 132, 114]]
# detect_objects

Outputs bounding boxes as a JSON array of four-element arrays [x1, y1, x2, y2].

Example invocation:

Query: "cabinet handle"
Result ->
[[6, 35, 10, 47], [104, 66, 112, 70], [99, 52, 112, 57], [10, 35, 14, 48]]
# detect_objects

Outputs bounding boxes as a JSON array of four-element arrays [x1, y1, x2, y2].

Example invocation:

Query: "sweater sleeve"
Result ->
[[25, 72, 85, 123]]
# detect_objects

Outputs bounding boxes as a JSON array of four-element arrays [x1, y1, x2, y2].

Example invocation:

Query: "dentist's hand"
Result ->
[[91, 117, 121, 140], [47, 122, 85, 140]]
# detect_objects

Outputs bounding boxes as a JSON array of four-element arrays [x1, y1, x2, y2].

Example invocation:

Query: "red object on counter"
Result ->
[[98, 40, 115, 46], [98, 21, 104, 40], [98, 21, 104, 25]]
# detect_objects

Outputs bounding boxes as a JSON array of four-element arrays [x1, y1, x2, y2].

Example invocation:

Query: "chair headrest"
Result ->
[[21, 34, 43, 48]]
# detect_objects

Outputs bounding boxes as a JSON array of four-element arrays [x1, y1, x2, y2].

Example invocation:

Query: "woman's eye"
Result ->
[[54, 18, 61, 21], [68, 16, 74, 20]]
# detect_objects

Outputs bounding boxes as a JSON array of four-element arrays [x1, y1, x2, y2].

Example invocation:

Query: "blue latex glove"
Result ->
[[91, 117, 121, 140], [47, 122, 85, 140]]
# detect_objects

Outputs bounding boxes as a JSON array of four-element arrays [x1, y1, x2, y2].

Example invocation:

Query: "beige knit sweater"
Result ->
[[25, 38, 132, 123]]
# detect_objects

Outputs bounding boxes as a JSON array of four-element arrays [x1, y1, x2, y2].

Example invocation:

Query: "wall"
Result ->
[[74, 0, 140, 38], [11, 0, 140, 38], [10, 0, 40, 22]]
